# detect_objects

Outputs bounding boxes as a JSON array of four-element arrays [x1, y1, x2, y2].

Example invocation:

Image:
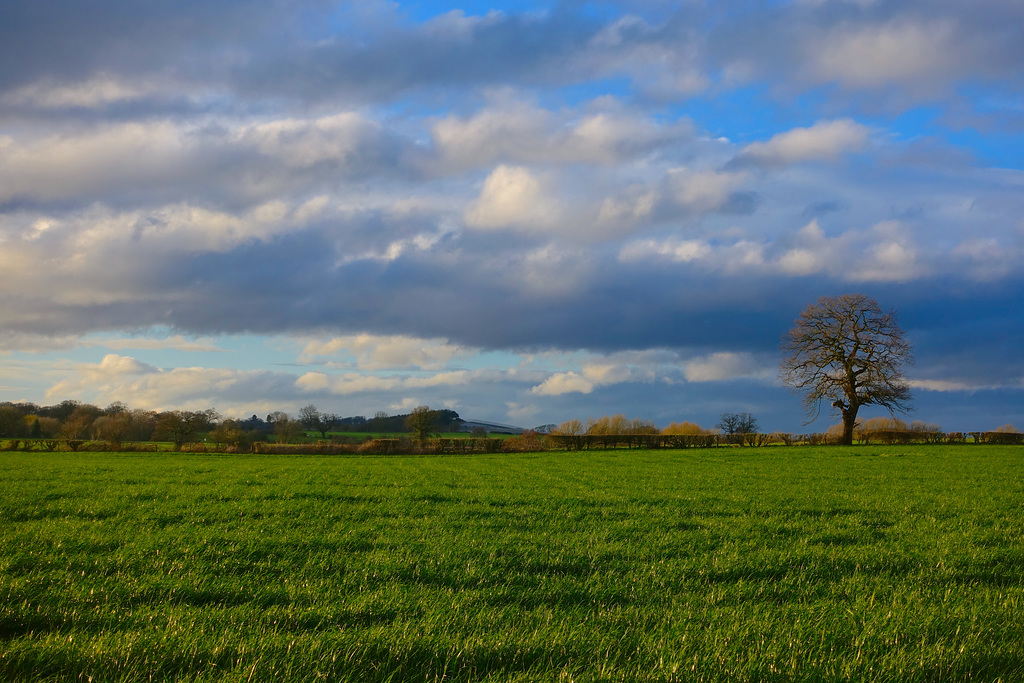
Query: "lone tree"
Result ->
[[406, 406, 437, 445], [716, 412, 758, 435], [299, 404, 339, 439], [780, 293, 913, 446]]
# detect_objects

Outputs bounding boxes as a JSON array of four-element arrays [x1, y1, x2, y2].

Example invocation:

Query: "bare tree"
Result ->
[[269, 411, 304, 444], [716, 412, 758, 435], [780, 293, 913, 446], [298, 404, 338, 439]]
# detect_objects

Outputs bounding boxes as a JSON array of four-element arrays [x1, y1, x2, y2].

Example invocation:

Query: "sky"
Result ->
[[1, 0, 1023, 433]]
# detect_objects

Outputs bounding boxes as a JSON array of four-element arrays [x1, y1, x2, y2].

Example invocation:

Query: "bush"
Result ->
[[502, 431, 549, 452], [357, 438, 415, 455], [980, 431, 1024, 445]]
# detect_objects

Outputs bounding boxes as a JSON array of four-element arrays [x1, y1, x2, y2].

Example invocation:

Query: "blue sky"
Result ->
[[1, 0, 1023, 433]]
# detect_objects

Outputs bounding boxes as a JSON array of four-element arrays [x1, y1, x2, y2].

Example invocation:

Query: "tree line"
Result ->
[[0, 400, 463, 451]]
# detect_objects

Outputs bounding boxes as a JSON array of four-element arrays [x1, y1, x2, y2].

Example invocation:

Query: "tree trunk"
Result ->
[[841, 406, 859, 446]]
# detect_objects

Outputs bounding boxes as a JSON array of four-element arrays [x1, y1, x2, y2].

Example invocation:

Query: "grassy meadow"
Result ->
[[1, 446, 1022, 682]]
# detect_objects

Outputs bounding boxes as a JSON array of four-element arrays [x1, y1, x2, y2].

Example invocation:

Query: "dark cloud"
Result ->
[[0, 0, 304, 88]]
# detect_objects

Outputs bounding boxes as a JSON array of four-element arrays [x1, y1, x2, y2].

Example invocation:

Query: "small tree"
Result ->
[[154, 409, 218, 451], [60, 414, 92, 451], [406, 406, 437, 445], [717, 413, 758, 435], [92, 413, 132, 448], [269, 412, 304, 444], [662, 421, 706, 435], [299, 404, 338, 439], [781, 293, 913, 446], [552, 419, 585, 450]]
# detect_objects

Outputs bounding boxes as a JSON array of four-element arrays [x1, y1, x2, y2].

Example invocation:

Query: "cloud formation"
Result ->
[[1, 0, 1023, 432]]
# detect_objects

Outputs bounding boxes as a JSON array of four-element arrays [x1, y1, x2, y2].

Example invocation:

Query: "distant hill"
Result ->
[[455, 419, 525, 435]]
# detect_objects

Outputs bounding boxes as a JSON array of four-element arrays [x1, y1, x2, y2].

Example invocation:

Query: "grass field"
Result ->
[[1, 446, 1022, 682]]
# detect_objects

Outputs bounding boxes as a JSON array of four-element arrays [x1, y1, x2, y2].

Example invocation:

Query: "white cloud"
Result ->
[[506, 401, 540, 423], [298, 333, 467, 370], [295, 372, 331, 392], [0, 111, 402, 206], [0, 121, 189, 203], [390, 397, 424, 413], [588, 15, 709, 97], [809, 20, 960, 88], [682, 352, 771, 383], [294, 369, 486, 396], [531, 371, 595, 396], [529, 349, 685, 396], [464, 165, 559, 230], [1, 74, 153, 108], [89, 335, 226, 353], [909, 379, 979, 393], [239, 112, 386, 168], [515, 245, 596, 296], [667, 168, 747, 212], [6, 200, 328, 290], [616, 218, 932, 284], [45, 354, 158, 402], [739, 120, 871, 166], [431, 101, 554, 171], [846, 221, 926, 283], [618, 237, 711, 263], [596, 190, 659, 229], [951, 238, 1022, 281], [0, 333, 83, 354], [430, 97, 692, 174], [776, 219, 833, 276]]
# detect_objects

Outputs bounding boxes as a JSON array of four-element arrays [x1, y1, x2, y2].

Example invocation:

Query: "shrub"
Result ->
[[357, 438, 414, 455], [662, 421, 706, 435], [502, 431, 549, 452]]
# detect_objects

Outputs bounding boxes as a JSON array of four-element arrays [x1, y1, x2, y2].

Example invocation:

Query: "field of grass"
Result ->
[[1, 446, 1022, 682]]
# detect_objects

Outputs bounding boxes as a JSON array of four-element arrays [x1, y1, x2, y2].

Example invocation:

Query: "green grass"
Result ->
[[1, 446, 1022, 682]]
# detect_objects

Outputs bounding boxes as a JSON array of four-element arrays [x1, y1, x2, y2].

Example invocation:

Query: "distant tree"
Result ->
[[406, 406, 437, 445], [586, 415, 622, 435], [627, 417, 659, 435], [0, 405, 26, 438], [70, 404, 102, 431], [124, 410, 158, 441], [35, 416, 62, 439], [554, 419, 584, 436], [662, 421, 706, 435], [92, 413, 132, 447], [154, 409, 218, 451], [781, 293, 913, 446], [269, 411, 304, 444], [336, 415, 368, 430], [42, 400, 85, 422], [299, 404, 338, 439], [552, 418, 586, 450], [717, 412, 758, 435], [209, 419, 260, 451], [431, 409, 462, 433], [993, 424, 1019, 433], [855, 416, 901, 443], [60, 410, 95, 451], [103, 401, 128, 415]]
